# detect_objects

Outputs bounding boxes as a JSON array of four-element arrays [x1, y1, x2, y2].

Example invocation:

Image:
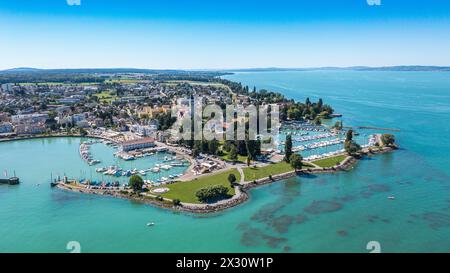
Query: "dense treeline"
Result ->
[[0, 71, 227, 84], [155, 112, 177, 131], [0, 73, 104, 84], [285, 97, 334, 122], [177, 113, 263, 161], [217, 79, 334, 122], [195, 185, 230, 203]]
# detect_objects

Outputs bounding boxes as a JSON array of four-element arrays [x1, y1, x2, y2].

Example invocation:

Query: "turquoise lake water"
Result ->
[[1, 71, 449, 252]]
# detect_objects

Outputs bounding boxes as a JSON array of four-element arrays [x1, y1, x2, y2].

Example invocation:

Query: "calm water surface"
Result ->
[[1, 71, 449, 252]]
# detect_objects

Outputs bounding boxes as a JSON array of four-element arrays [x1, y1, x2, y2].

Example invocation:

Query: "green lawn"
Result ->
[[18, 82, 99, 86], [93, 91, 118, 104], [220, 150, 247, 163], [301, 162, 315, 169], [243, 162, 294, 182], [155, 169, 240, 204], [165, 80, 228, 88], [104, 79, 142, 84], [312, 155, 347, 168]]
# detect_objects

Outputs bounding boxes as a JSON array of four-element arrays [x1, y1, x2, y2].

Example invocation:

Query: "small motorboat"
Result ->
[[147, 222, 155, 227], [388, 196, 395, 200]]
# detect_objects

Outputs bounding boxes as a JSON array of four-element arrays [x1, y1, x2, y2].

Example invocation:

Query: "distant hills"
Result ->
[[222, 66, 450, 72], [0, 67, 198, 74], [1, 66, 449, 75]]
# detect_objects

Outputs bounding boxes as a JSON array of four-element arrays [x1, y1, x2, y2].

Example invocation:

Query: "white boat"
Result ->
[[147, 222, 155, 226], [388, 196, 395, 200], [139, 170, 146, 175]]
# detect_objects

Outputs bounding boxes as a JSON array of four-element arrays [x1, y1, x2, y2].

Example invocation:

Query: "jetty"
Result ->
[[356, 126, 401, 132], [79, 141, 101, 165], [0, 177, 20, 185]]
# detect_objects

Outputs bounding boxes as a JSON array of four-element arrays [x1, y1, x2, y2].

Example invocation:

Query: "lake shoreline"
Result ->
[[55, 145, 397, 214]]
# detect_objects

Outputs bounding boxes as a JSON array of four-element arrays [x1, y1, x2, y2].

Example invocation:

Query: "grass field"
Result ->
[[220, 152, 247, 163], [18, 82, 99, 86], [104, 79, 142, 84], [156, 169, 240, 204], [312, 155, 347, 168], [164, 80, 229, 88], [243, 162, 294, 182], [93, 91, 118, 103], [301, 162, 315, 169]]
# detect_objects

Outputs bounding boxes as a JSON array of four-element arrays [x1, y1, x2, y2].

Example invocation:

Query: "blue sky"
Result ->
[[0, 0, 449, 69]]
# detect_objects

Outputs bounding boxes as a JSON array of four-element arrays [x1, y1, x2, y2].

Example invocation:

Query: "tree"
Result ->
[[228, 173, 237, 186], [381, 134, 395, 146], [192, 140, 202, 157], [155, 112, 176, 131], [313, 116, 321, 125], [317, 98, 323, 109], [287, 107, 302, 120], [345, 140, 361, 155], [246, 156, 251, 167], [284, 134, 292, 162], [245, 139, 261, 160], [79, 127, 88, 136], [196, 185, 230, 203], [229, 144, 238, 162], [346, 129, 353, 142], [333, 121, 343, 130], [208, 139, 219, 155], [290, 153, 303, 170], [305, 97, 311, 106], [172, 199, 181, 206], [129, 175, 144, 192]]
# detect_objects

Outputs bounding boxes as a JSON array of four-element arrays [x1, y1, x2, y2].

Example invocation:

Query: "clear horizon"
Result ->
[[2, 65, 450, 72], [1, 0, 450, 69]]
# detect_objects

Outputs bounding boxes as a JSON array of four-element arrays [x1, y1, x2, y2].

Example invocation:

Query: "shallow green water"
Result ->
[[1, 71, 449, 252]]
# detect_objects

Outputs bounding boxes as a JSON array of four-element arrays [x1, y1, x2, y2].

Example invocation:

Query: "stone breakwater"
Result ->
[[178, 187, 249, 213], [242, 171, 297, 190], [56, 182, 250, 214]]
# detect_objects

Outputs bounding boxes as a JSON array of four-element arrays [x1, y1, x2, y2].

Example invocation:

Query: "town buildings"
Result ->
[[120, 137, 156, 152]]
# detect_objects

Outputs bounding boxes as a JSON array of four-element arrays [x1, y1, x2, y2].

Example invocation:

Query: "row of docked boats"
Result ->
[[78, 179, 122, 188], [95, 161, 186, 177], [114, 149, 172, 161], [304, 149, 346, 161], [102, 140, 119, 148], [143, 173, 183, 186], [281, 132, 337, 144], [292, 138, 345, 152], [282, 122, 329, 132], [79, 142, 101, 166]]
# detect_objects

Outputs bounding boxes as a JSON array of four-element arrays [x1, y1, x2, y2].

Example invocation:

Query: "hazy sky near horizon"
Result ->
[[1, 0, 450, 70]]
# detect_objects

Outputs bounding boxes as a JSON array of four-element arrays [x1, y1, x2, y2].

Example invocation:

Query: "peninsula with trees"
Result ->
[[0, 68, 398, 213]]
